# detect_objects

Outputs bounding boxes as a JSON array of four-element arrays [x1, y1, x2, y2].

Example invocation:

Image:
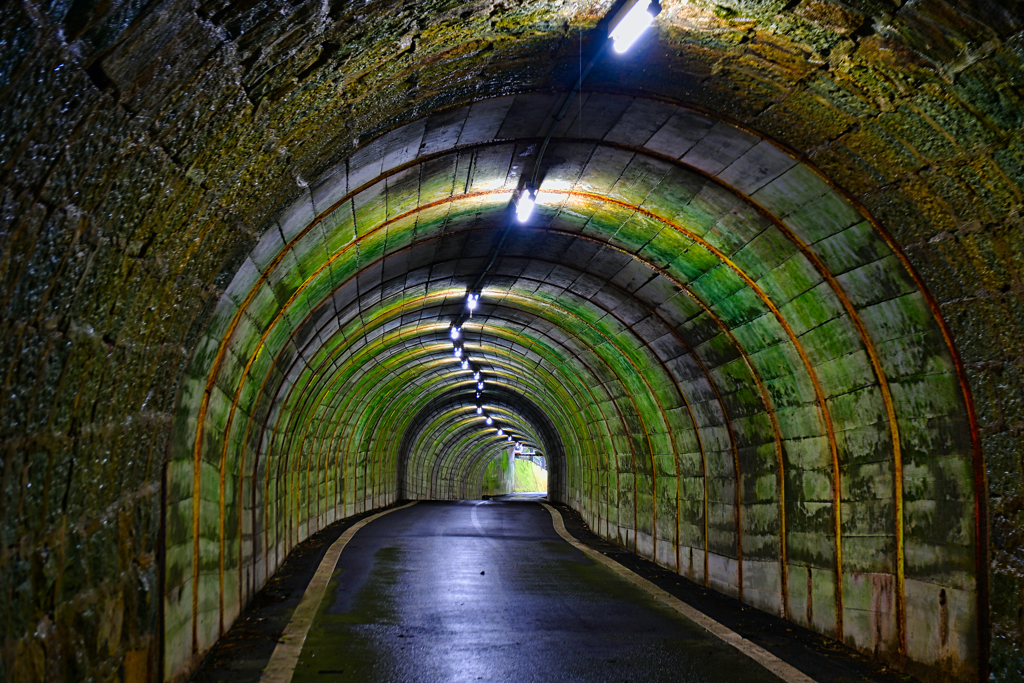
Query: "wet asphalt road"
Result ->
[[290, 500, 779, 683]]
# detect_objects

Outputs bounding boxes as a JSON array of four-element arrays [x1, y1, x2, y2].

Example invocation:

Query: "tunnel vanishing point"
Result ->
[[2, 0, 1024, 680]]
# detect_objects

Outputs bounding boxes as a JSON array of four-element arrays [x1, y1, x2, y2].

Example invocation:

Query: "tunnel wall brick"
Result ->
[[1, 0, 1022, 681]]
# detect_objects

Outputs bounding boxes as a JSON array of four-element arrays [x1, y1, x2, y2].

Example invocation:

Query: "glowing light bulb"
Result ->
[[450, 326, 460, 340], [466, 293, 479, 311], [609, 0, 659, 54], [476, 406, 483, 415], [454, 346, 462, 358], [497, 428, 503, 436], [516, 190, 535, 222], [486, 416, 493, 425], [461, 359, 469, 369], [473, 371, 480, 381], [507, 436, 513, 442], [477, 382, 484, 390]]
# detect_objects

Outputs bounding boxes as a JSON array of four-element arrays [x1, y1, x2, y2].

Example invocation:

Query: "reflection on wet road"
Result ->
[[291, 500, 780, 683]]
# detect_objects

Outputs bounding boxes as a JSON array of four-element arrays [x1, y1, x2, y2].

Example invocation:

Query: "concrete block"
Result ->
[[279, 192, 316, 242], [605, 98, 678, 147], [558, 93, 633, 140], [644, 108, 717, 159], [457, 96, 515, 146], [743, 558, 783, 616], [496, 92, 560, 139], [163, 582, 194, 678], [787, 564, 811, 628], [251, 226, 286, 273], [718, 140, 798, 195], [681, 121, 760, 176], [312, 163, 349, 213], [842, 571, 897, 655], [418, 106, 470, 156], [382, 119, 426, 171], [348, 137, 387, 192], [751, 162, 830, 218], [783, 190, 863, 245], [708, 552, 740, 598], [904, 579, 976, 673], [224, 257, 262, 307]]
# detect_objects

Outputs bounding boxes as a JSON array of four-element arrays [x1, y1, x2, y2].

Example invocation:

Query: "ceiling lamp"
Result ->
[[516, 188, 535, 222], [473, 371, 480, 381], [450, 325, 461, 340], [466, 293, 479, 312], [461, 359, 469, 370], [477, 381, 484, 390], [476, 406, 483, 415], [609, 0, 661, 54], [485, 416, 493, 425], [454, 345, 462, 358], [497, 428, 503, 436]]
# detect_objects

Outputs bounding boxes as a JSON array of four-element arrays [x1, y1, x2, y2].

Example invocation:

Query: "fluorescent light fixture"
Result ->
[[485, 416, 493, 425], [450, 326, 460, 340], [466, 293, 479, 311], [516, 189, 535, 223], [609, 0, 660, 54], [476, 406, 483, 415]]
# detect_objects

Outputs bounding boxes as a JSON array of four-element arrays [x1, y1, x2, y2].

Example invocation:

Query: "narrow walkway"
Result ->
[[192, 500, 916, 683]]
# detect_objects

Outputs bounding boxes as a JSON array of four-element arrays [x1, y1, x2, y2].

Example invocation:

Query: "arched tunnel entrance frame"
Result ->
[[165, 90, 989, 682]]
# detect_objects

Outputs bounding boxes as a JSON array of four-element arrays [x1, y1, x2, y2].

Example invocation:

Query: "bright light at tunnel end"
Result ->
[[609, 0, 660, 54]]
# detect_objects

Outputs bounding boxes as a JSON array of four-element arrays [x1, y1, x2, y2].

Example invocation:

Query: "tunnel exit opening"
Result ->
[[513, 446, 548, 494]]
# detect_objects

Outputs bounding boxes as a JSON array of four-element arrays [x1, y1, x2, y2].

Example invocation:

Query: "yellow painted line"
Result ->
[[259, 502, 416, 683], [541, 503, 817, 683]]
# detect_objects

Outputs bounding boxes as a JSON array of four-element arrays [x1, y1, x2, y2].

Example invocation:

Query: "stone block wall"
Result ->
[[1, 1, 1023, 682]]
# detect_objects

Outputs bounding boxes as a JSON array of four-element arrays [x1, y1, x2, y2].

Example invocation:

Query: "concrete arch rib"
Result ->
[[260, 272, 708, 565], [168, 90, 982, 681]]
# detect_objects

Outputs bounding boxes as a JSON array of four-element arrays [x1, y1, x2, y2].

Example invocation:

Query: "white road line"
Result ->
[[541, 503, 818, 683], [260, 502, 417, 683]]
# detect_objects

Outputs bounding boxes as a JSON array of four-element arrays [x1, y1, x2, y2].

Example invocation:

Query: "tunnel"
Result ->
[[0, 0, 1021, 681]]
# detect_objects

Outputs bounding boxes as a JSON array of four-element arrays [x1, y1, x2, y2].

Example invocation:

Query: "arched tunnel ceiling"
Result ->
[[169, 90, 980, 679], [3, 0, 1023, 682]]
